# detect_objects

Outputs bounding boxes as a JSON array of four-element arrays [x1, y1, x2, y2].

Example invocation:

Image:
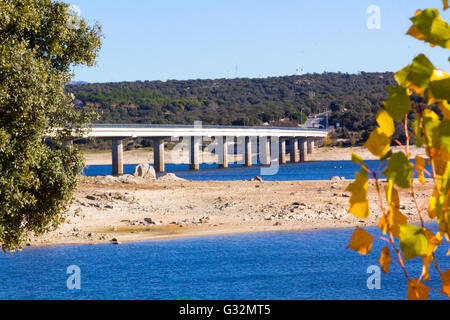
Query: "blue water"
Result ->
[[1, 227, 448, 300], [83, 160, 391, 181]]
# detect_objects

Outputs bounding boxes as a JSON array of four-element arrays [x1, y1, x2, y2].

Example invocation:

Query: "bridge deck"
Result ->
[[89, 124, 328, 139]]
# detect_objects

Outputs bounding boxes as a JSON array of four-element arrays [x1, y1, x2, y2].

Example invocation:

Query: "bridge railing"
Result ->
[[90, 123, 328, 132]]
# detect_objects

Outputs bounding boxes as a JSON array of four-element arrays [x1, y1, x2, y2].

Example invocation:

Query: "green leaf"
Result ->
[[408, 9, 450, 49], [429, 77, 450, 102], [399, 224, 430, 261], [383, 152, 414, 188], [411, 118, 424, 148], [423, 109, 441, 148], [382, 86, 412, 122], [440, 120, 450, 152], [406, 54, 436, 95], [380, 150, 393, 162]]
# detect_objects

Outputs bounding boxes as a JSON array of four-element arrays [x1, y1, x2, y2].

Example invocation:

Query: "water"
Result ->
[[83, 160, 392, 181], [1, 227, 448, 300]]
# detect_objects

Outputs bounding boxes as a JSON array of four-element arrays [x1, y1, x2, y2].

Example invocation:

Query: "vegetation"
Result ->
[[67, 72, 405, 146], [346, 1, 450, 300], [0, 0, 102, 252]]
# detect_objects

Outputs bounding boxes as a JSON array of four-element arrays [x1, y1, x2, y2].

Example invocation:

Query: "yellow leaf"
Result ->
[[424, 229, 442, 254], [444, 0, 450, 10], [415, 156, 427, 184], [364, 128, 391, 158], [378, 215, 388, 235], [429, 190, 438, 219], [387, 205, 408, 238], [420, 255, 433, 282], [441, 270, 450, 296], [346, 169, 370, 219], [407, 279, 430, 300], [438, 101, 450, 120], [347, 228, 374, 255], [379, 247, 391, 274], [376, 110, 395, 137]]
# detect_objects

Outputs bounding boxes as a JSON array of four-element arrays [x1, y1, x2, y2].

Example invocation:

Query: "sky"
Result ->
[[69, 0, 450, 83]]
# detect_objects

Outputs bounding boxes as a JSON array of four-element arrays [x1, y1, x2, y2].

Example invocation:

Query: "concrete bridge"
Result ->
[[83, 124, 328, 176]]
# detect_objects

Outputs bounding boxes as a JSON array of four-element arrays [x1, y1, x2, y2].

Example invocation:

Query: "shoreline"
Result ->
[[26, 223, 370, 248], [28, 178, 433, 248]]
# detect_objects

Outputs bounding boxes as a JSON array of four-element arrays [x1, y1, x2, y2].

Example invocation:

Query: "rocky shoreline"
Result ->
[[27, 171, 433, 247]]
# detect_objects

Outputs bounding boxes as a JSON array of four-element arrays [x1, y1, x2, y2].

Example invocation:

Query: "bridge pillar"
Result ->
[[244, 137, 252, 167], [290, 138, 300, 163], [307, 139, 315, 154], [279, 138, 287, 165], [190, 136, 200, 171], [218, 136, 229, 169], [260, 137, 271, 166], [112, 139, 123, 176], [299, 138, 308, 163], [154, 139, 165, 173], [233, 137, 239, 164]]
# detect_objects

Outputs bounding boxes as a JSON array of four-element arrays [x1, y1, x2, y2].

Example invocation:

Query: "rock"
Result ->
[[86, 195, 96, 201], [133, 164, 156, 180], [199, 217, 210, 224], [331, 176, 341, 181], [103, 175, 118, 183], [118, 175, 139, 185], [158, 173, 187, 182], [249, 176, 264, 182], [111, 238, 120, 245], [144, 218, 155, 225]]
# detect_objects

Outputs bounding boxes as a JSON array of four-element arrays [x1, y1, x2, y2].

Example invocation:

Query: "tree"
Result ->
[[346, 1, 450, 300], [0, 0, 102, 252]]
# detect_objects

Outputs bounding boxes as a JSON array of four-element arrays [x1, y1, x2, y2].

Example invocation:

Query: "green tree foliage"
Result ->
[[346, 2, 450, 300], [67, 72, 398, 142], [0, 0, 102, 252]]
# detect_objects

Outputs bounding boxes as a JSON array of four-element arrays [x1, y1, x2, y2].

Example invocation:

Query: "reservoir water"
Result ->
[[2, 161, 445, 300], [0, 227, 448, 300], [83, 160, 401, 181]]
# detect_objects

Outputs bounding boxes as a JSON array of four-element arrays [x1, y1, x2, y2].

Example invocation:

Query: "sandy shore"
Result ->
[[83, 146, 427, 166], [26, 146, 431, 247], [28, 176, 433, 247]]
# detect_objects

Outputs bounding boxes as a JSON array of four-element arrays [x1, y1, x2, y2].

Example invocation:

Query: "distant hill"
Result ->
[[67, 72, 418, 145], [68, 81, 89, 86]]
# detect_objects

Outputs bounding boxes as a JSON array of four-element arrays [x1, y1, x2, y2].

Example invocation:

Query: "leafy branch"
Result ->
[[346, 1, 450, 300]]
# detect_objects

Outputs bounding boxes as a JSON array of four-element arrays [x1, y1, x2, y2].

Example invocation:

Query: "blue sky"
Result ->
[[70, 0, 450, 83]]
